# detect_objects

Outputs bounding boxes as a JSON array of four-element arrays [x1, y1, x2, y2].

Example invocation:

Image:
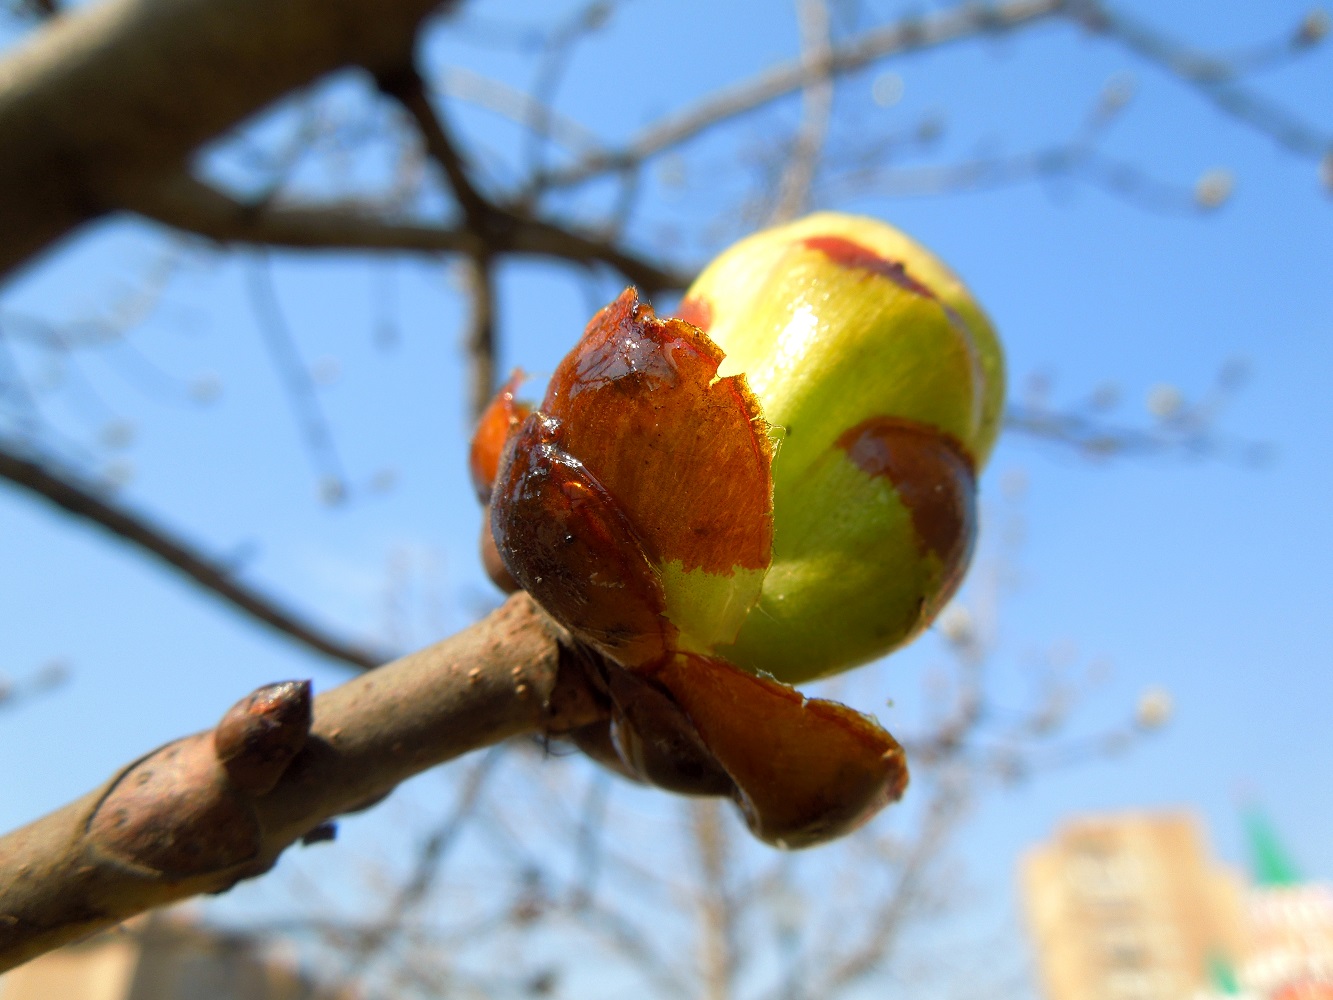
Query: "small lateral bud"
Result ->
[[214, 680, 313, 794]]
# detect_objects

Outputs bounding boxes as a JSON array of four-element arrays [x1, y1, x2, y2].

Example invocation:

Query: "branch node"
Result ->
[[88, 736, 261, 878], [213, 680, 313, 795]]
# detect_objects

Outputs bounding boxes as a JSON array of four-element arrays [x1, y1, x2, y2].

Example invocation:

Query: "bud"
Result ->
[[1135, 686, 1173, 731], [675, 212, 1004, 680], [473, 212, 1004, 846], [1194, 168, 1234, 210]]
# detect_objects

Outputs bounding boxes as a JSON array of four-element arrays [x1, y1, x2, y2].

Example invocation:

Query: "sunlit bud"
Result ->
[[1194, 168, 1234, 209], [1297, 9, 1329, 45], [1135, 686, 1173, 730], [936, 604, 976, 648], [469, 373, 529, 504], [475, 213, 1004, 846], [675, 212, 1004, 682], [1146, 383, 1183, 420]]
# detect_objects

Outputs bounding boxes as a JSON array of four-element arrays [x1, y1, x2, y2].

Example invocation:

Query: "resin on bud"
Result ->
[[472, 212, 1004, 847]]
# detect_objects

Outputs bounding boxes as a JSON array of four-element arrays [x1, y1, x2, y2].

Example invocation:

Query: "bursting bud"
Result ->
[[473, 212, 1004, 847], [676, 212, 1004, 681]]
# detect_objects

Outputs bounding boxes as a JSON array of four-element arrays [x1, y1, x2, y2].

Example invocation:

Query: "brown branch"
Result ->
[[335, 744, 504, 973], [0, 441, 390, 670], [460, 253, 498, 421], [1077, 0, 1332, 160], [127, 172, 691, 295], [692, 800, 737, 1000], [377, 63, 494, 229], [0, 0, 455, 283], [1003, 403, 1268, 463], [526, 0, 1067, 194], [770, 0, 834, 223], [817, 139, 1209, 212], [129, 172, 484, 255], [377, 60, 691, 298], [375, 65, 505, 420], [0, 593, 608, 973], [16, 0, 58, 20], [817, 782, 965, 993], [438, 67, 602, 157]]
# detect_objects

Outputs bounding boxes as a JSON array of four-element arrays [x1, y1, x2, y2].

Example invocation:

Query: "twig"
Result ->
[[771, 0, 834, 223], [352, 744, 505, 966], [245, 254, 349, 502], [8, 0, 57, 21], [438, 67, 603, 156], [371, 70, 505, 419], [569, 770, 611, 908], [0, 660, 68, 713], [377, 58, 691, 300], [525, 0, 1067, 194], [128, 172, 691, 295], [0, 440, 389, 670], [1003, 403, 1267, 462], [460, 253, 497, 421], [570, 896, 692, 996], [0, 593, 607, 973], [816, 781, 964, 992], [0, 320, 41, 436], [818, 141, 1206, 214], [377, 64, 493, 230], [693, 800, 738, 1000], [1078, 0, 1333, 160], [520, 1, 618, 181]]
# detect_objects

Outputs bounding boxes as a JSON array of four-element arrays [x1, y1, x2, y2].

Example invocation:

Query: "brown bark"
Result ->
[[0, 593, 608, 973], [0, 0, 447, 282]]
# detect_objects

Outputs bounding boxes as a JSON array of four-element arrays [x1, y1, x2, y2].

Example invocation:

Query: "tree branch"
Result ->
[[127, 172, 691, 295], [692, 801, 738, 1000], [377, 63, 493, 230], [0, 0, 455, 283], [460, 253, 498, 421], [770, 0, 834, 223], [0, 440, 390, 670], [375, 60, 692, 298], [0, 593, 608, 973], [1077, 0, 1332, 160], [817, 782, 963, 993], [525, 0, 1067, 194], [438, 66, 603, 158]]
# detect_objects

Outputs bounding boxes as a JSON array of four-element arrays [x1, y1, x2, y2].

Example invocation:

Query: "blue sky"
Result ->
[[1, 0, 1331, 993]]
